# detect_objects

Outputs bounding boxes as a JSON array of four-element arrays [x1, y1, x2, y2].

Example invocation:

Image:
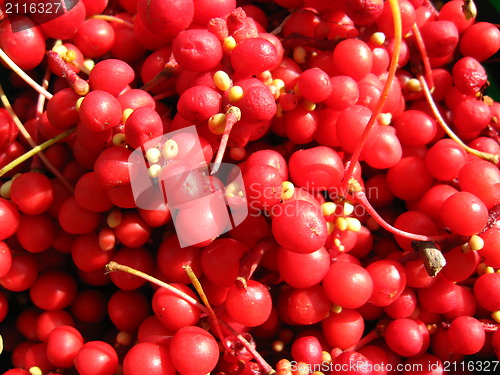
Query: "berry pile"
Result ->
[[1, 0, 500, 374]]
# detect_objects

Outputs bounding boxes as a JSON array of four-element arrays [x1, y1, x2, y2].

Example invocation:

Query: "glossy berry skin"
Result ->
[[172, 29, 223, 72], [447, 316, 485, 355], [231, 38, 279, 77], [225, 280, 272, 327], [89, 59, 135, 96], [125, 107, 164, 149], [10, 172, 54, 215], [137, 0, 194, 38], [46, 325, 84, 368], [366, 260, 406, 307], [79, 90, 122, 132], [169, 326, 219, 375], [289, 146, 344, 192], [152, 283, 201, 331], [123, 342, 176, 375], [384, 318, 425, 358], [29, 271, 78, 311], [73, 19, 115, 58], [39, 0, 86, 40], [74, 341, 119, 375], [474, 273, 500, 312], [323, 261, 373, 309], [272, 199, 327, 254], [440, 192, 488, 236], [0, 16, 46, 71], [0, 198, 20, 240]]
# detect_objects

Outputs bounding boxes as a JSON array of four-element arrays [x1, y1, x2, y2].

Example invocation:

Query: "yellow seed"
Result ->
[[52, 44, 68, 55], [338, 244, 345, 252], [122, 108, 134, 123], [336, 217, 348, 231], [225, 182, 238, 195], [346, 217, 361, 232], [257, 70, 273, 85], [223, 36, 237, 52], [281, 181, 295, 201], [148, 164, 162, 178], [485, 266, 495, 274], [293, 46, 307, 64], [378, 112, 392, 126], [492, 311, 500, 324], [343, 201, 355, 215], [83, 58, 95, 72], [273, 340, 285, 352], [64, 49, 77, 63], [0, 180, 12, 199], [272, 79, 285, 91], [322, 351, 332, 363], [208, 113, 226, 135], [213, 70, 232, 91], [112, 133, 127, 147], [322, 202, 337, 216], [29, 367, 42, 375], [269, 84, 281, 100], [75, 96, 84, 111], [303, 100, 316, 111], [370, 31, 386, 45], [469, 235, 484, 251], [162, 139, 179, 160], [406, 78, 422, 92], [331, 304, 342, 314], [107, 209, 122, 228], [145, 148, 161, 164], [228, 86, 244, 103], [333, 238, 341, 248], [327, 221, 335, 235]]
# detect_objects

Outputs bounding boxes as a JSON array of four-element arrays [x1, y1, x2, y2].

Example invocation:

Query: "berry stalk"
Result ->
[[340, 0, 402, 195]]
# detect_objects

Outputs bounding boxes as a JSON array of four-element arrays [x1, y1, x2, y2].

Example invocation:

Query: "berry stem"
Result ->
[[0, 127, 75, 178], [411, 24, 434, 91], [47, 51, 89, 96], [418, 75, 499, 164], [346, 327, 380, 352], [107, 261, 274, 374], [211, 106, 242, 174], [0, 48, 53, 100], [140, 54, 180, 92], [339, 0, 402, 195], [351, 182, 453, 243], [106, 261, 207, 311], [440, 319, 498, 332], [90, 14, 134, 28], [183, 265, 231, 352], [0, 83, 75, 192], [411, 240, 447, 277]]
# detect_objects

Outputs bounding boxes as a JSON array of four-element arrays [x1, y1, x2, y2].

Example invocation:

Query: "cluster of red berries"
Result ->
[[1, 0, 500, 375]]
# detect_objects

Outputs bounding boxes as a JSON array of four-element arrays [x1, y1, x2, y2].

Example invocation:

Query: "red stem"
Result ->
[[411, 23, 434, 91], [47, 51, 89, 95], [353, 190, 452, 242], [211, 107, 241, 174], [339, 0, 402, 195]]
